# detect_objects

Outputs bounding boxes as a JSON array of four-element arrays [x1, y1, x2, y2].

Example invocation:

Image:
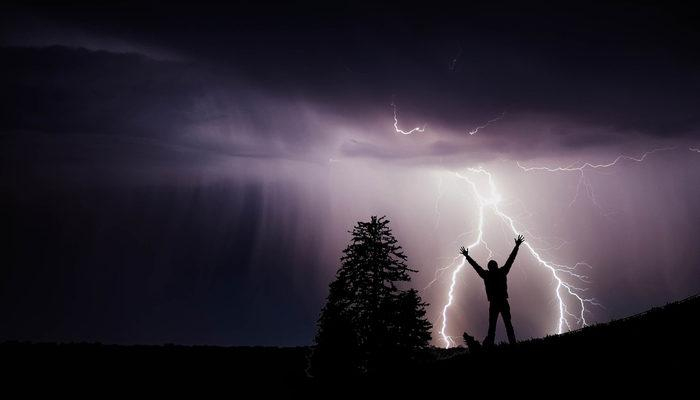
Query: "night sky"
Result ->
[[2, 1, 699, 346]]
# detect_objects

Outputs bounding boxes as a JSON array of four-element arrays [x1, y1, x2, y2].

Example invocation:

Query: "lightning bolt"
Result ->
[[391, 101, 426, 135], [467, 112, 506, 135], [438, 167, 598, 348], [690, 147, 700, 153], [436, 170, 492, 347]]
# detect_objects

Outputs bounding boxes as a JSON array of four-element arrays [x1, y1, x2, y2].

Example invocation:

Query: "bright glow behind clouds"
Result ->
[[320, 149, 700, 345]]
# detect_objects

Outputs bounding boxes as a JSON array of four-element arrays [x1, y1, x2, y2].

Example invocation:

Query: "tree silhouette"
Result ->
[[311, 216, 432, 377]]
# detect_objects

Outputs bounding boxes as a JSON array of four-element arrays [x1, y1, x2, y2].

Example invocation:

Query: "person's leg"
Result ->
[[501, 300, 516, 344], [484, 301, 499, 347]]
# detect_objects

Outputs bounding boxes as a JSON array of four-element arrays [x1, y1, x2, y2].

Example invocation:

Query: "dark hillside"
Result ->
[[420, 294, 700, 384], [3, 295, 698, 389]]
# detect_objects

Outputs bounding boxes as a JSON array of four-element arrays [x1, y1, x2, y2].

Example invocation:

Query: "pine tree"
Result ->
[[311, 216, 432, 377]]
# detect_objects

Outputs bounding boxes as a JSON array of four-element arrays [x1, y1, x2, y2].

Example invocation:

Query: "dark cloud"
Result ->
[[0, 45, 342, 165], [3, 2, 699, 164], [0, 46, 201, 136]]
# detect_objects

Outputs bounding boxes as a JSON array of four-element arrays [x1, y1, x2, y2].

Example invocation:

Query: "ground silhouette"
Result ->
[[2, 294, 699, 390], [420, 293, 700, 386]]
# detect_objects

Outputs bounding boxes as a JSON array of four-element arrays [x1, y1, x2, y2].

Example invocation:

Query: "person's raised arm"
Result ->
[[459, 246, 486, 279], [502, 235, 524, 275]]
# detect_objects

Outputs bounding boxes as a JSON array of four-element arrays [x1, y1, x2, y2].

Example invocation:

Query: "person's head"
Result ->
[[487, 260, 498, 271]]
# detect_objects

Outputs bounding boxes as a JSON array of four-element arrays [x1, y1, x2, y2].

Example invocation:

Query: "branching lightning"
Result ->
[[516, 147, 675, 210], [435, 148, 679, 347], [437, 167, 598, 348], [516, 147, 675, 173], [467, 112, 506, 135]]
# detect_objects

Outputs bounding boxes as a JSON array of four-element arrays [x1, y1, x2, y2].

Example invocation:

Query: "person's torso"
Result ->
[[484, 269, 508, 301]]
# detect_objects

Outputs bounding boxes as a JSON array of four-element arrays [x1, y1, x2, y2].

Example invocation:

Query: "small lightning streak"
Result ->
[[391, 102, 426, 135], [690, 147, 700, 153], [438, 168, 598, 348], [467, 112, 506, 135]]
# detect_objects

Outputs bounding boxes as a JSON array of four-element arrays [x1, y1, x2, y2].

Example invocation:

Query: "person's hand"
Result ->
[[515, 235, 525, 246], [459, 246, 469, 257]]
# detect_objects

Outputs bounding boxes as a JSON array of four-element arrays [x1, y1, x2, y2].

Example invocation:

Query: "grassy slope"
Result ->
[[419, 294, 700, 382]]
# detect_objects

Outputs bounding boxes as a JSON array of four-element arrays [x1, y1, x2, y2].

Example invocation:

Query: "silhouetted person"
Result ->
[[459, 234, 524, 347]]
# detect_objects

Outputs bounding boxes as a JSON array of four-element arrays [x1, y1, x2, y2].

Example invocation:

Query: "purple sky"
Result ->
[[1, 2, 699, 346]]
